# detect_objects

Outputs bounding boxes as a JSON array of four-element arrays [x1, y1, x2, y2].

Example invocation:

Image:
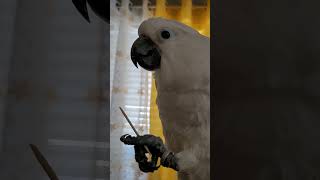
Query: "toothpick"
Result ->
[[29, 144, 59, 180], [119, 107, 152, 155]]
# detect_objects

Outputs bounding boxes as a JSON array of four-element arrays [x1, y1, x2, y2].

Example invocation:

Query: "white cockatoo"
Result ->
[[121, 17, 210, 180]]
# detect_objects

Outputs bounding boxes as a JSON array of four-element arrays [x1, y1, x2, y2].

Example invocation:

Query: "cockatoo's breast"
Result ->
[[156, 89, 210, 180], [156, 89, 210, 153]]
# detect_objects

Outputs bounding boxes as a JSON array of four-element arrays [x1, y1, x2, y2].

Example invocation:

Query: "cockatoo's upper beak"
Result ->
[[131, 36, 161, 71], [72, 0, 109, 23]]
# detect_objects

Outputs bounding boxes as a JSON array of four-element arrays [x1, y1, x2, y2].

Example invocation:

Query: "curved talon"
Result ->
[[120, 134, 137, 145], [120, 134, 131, 143]]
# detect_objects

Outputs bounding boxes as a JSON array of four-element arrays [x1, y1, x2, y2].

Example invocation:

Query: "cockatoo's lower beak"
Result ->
[[131, 36, 161, 71]]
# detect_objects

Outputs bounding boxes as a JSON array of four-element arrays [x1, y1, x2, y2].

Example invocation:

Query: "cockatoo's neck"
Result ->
[[153, 71, 209, 95]]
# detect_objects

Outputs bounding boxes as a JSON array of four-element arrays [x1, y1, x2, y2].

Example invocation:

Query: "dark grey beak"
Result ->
[[72, 0, 109, 23], [131, 36, 161, 71]]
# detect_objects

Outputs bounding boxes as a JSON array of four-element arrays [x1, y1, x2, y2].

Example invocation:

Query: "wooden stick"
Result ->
[[119, 107, 152, 155], [29, 144, 59, 180]]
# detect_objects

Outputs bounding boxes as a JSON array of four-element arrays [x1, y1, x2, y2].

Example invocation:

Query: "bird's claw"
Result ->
[[120, 134, 166, 173]]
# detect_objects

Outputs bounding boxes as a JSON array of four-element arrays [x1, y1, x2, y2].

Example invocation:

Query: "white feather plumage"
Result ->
[[138, 18, 210, 180]]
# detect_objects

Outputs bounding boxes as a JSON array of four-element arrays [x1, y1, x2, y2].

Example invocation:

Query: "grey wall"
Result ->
[[0, 0, 17, 152], [0, 0, 109, 179]]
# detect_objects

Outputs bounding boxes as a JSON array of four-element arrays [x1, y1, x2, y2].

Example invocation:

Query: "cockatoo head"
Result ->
[[131, 17, 210, 91]]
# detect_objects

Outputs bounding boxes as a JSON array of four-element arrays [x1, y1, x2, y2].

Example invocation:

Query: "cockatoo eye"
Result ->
[[161, 30, 171, 39], [159, 29, 174, 40]]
